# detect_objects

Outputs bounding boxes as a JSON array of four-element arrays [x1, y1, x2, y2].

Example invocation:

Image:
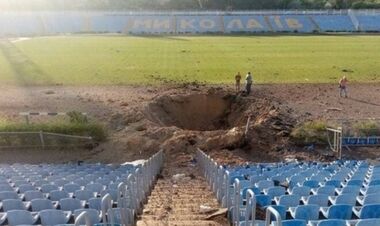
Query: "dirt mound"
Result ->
[[145, 93, 237, 131]]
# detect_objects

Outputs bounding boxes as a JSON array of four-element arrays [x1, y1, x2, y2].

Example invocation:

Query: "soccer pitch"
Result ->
[[0, 35, 379, 85]]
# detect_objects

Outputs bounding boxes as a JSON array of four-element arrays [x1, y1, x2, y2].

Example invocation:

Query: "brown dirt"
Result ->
[[0, 83, 379, 164]]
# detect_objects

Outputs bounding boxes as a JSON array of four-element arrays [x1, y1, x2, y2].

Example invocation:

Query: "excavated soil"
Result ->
[[0, 83, 379, 165]]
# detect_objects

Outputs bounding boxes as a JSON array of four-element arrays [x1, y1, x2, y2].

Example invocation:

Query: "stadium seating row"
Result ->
[[0, 11, 380, 36], [0, 150, 164, 226], [197, 149, 380, 226]]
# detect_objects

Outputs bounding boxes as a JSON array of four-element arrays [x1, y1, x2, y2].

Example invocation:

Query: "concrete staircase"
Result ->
[[136, 152, 228, 226]]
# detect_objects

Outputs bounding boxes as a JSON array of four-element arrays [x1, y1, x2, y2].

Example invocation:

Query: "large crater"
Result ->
[[145, 93, 239, 131]]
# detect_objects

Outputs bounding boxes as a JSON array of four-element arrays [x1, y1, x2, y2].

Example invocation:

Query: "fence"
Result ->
[[0, 131, 93, 149]]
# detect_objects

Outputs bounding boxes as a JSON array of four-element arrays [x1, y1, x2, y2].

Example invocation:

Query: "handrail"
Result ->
[[265, 206, 282, 226], [74, 211, 92, 226]]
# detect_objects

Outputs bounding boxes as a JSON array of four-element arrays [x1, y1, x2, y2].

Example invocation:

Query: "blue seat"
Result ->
[[290, 186, 311, 196], [40, 184, 59, 193], [336, 185, 361, 195], [312, 186, 336, 195], [59, 197, 83, 211], [302, 194, 329, 207], [324, 180, 342, 188], [266, 205, 286, 220], [30, 198, 56, 211], [39, 209, 71, 225], [18, 184, 36, 193], [74, 209, 101, 225], [275, 194, 300, 208], [357, 193, 380, 205], [49, 190, 69, 201], [303, 180, 320, 188], [2, 199, 28, 211], [361, 185, 380, 195], [264, 186, 286, 199], [74, 189, 94, 201], [317, 219, 347, 226], [6, 210, 39, 226], [355, 218, 380, 226], [63, 183, 82, 193], [289, 204, 320, 221], [256, 194, 271, 207], [320, 204, 353, 219], [0, 191, 19, 201], [282, 219, 307, 226], [353, 204, 380, 219], [367, 180, 380, 187], [255, 180, 274, 191], [88, 197, 102, 211], [85, 183, 104, 194], [345, 180, 363, 186], [329, 194, 357, 205], [24, 190, 44, 201]]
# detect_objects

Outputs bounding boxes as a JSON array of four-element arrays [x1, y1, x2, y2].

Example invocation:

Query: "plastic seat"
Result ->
[[40, 184, 59, 193], [73, 179, 90, 187], [289, 204, 320, 221], [39, 209, 71, 225], [353, 204, 380, 219], [18, 184, 36, 193], [302, 194, 329, 207], [281, 219, 307, 226], [30, 198, 56, 211], [264, 186, 286, 199], [0, 191, 19, 200], [255, 194, 271, 207], [6, 210, 38, 226], [336, 185, 360, 196], [303, 180, 320, 188], [74, 190, 94, 201], [320, 204, 352, 219], [52, 179, 69, 187], [59, 198, 84, 211], [24, 190, 44, 201], [100, 189, 119, 201], [63, 183, 82, 193], [317, 219, 347, 226], [324, 180, 342, 188], [312, 186, 336, 196], [329, 194, 357, 205], [360, 185, 380, 195], [290, 186, 311, 196], [49, 190, 69, 201], [275, 194, 300, 208], [73, 209, 101, 225], [0, 185, 14, 192], [355, 218, 380, 226], [85, 183, 104, 193], [2, 199, 28, 211], [357, 193, 380, 205], [255, 180, 274, 191], [88, 197, 102, 211]]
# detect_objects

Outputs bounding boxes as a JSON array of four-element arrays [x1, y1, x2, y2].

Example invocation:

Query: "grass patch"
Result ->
[[352, 121, 380, 137], [291, 120, 328, 145], [0, 116, 106, 148], [0, 35, 379, 85]]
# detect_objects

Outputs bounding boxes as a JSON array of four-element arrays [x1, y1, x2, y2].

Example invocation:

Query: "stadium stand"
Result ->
[[1, 10, 380, 36], [197, 149, 380, 226], [0, 150, 163, 226]]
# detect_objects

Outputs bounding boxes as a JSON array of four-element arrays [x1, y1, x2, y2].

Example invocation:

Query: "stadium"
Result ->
[[1, 0, 380, 225]]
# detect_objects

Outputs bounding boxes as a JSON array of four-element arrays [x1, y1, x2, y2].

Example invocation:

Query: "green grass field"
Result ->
[[0, 35, 380, 85]]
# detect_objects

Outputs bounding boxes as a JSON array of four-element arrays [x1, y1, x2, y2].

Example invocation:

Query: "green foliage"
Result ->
[[67, 111, 88, 124], [352, 121, 380, 136], [291, 121, 328, 145], [1, 36, 379, 85]]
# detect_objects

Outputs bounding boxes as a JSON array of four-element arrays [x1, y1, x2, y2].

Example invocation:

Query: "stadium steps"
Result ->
[[136, 153, 227, 226]]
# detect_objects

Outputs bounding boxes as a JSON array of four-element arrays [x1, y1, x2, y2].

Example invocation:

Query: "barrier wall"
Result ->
[[0, 11, 380, 36]]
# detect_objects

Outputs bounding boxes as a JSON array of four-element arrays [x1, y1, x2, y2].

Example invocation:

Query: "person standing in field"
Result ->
[[235, 72, 241, 92], [245, 72, 253, 95], [339, 76, 348, 98]]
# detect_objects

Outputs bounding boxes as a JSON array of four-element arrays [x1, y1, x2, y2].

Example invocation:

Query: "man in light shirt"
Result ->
[[339, 76, 348, 98], [245, 72, 253, 95]]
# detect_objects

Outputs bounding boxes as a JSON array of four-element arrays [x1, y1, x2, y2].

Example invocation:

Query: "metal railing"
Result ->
[[99, 150, 164, 226]]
